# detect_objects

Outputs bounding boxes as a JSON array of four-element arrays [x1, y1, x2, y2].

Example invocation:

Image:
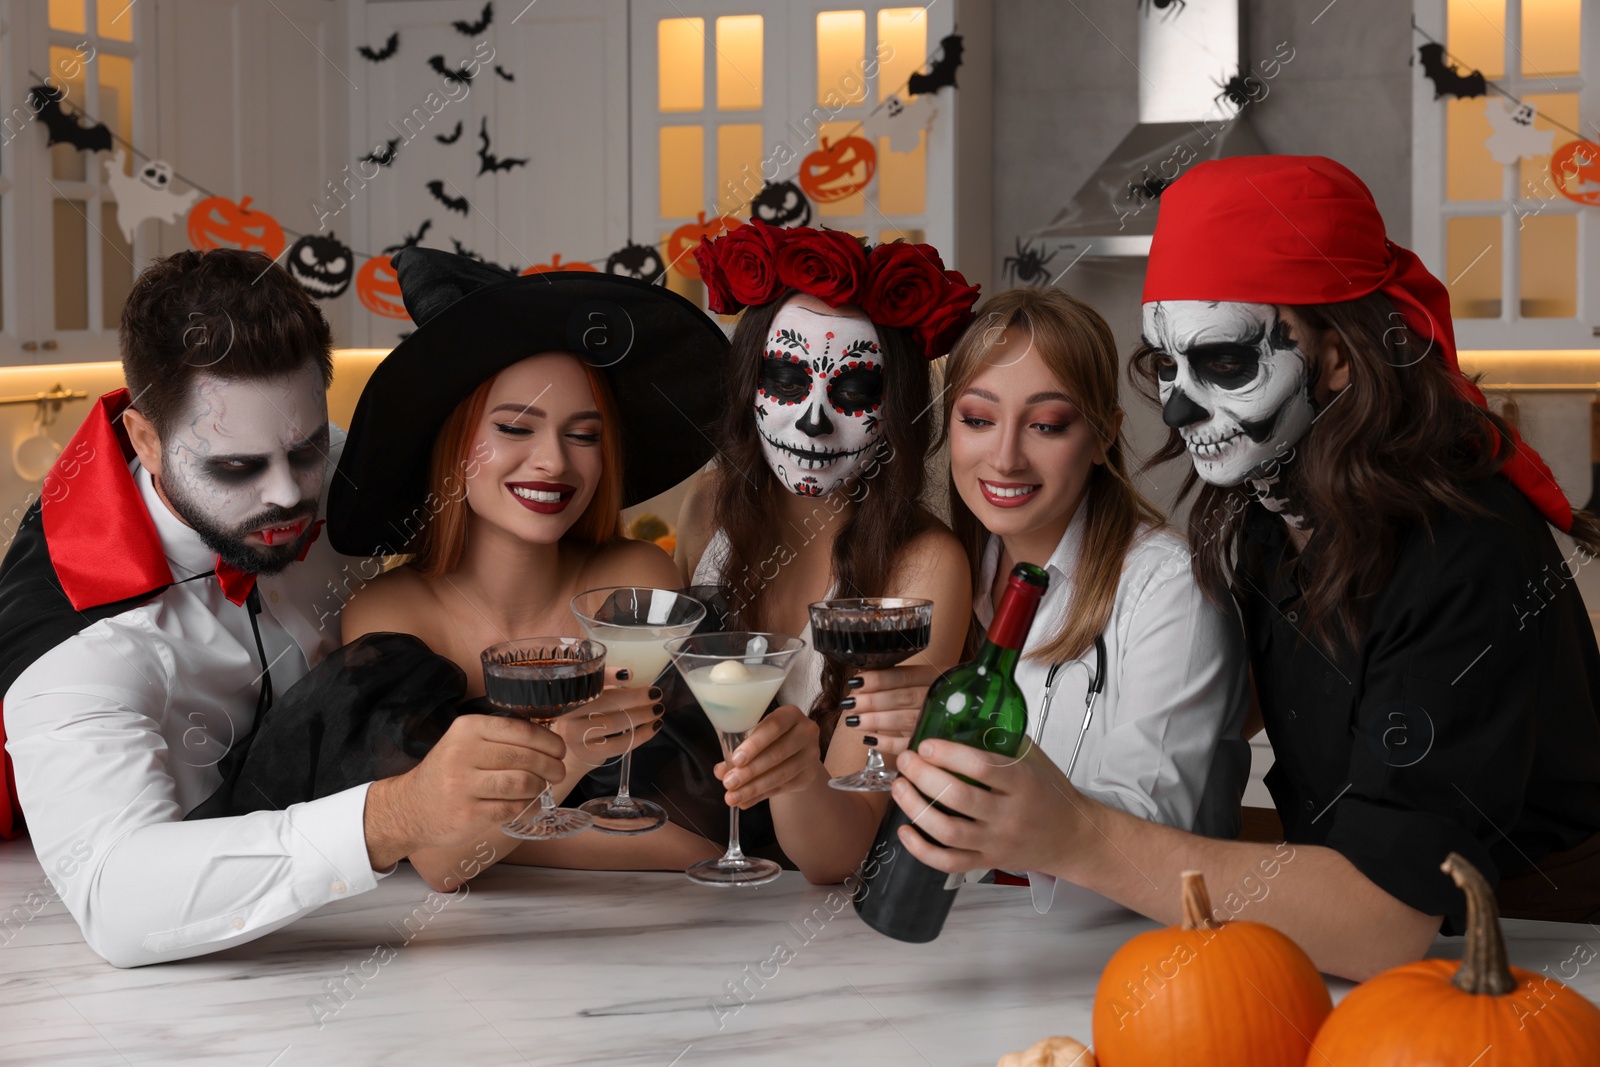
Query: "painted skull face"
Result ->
[[158, 364, 330, 575], [1142, 301, 1316, 487], [755, 298, 884, 497], [140, 160, 173, 191]]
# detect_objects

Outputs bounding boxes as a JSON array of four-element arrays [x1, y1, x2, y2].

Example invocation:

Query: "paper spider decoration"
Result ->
[[1002, 238, 1058, 286]]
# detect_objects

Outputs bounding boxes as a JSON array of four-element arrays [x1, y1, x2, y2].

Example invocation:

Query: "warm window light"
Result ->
[[715, 16, 763, 111], [658, 18, 705, 113]]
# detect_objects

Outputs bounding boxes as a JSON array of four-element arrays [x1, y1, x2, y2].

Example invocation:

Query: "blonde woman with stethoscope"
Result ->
[[851, 287, 1251, 910]]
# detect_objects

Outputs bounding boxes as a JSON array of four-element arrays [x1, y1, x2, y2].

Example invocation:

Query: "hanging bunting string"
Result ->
[[1409, 22, 1595, 143]]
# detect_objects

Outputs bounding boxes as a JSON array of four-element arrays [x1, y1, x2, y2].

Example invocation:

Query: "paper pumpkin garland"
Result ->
[[520, 254, 598, 275], [798, 136, 878, 204], [103, 150, 198, 242], [1484, 100, 1555, 164], [286, 233, 354, 299], [666, 212, 744, 279], [750, 180, 812, 228], [605, 241, 666, 282], [186, 195, 286, 259], [355, 255, 409, 319], [1551, 140, 1600, 206]]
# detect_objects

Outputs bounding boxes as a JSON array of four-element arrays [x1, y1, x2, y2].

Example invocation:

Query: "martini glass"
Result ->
[[664, 632, 806, 886], [481, 637, 605, 840], [570, 586, 706, 834], [809, 597, 934, 792]]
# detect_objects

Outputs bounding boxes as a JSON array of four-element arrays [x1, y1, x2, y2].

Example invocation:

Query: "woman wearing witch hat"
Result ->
[[314, 248, 743, 886], [888, 156, 1600, 980]]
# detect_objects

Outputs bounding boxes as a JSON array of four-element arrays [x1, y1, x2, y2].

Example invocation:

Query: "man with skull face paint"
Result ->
[[678, 225, 977, 881], [890, 157, 1600, 980], [0, 250, 568, 967]]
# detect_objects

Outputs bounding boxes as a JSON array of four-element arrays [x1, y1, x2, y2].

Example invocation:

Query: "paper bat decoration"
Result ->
[[435, 121, 464, 145], [383, 219, 433, 254], [1418, 43, 1486, 100], [1485, 100, 1555, 164], [476, 118, 528, 175], [426, 180, 470, 215], [359, 137, 401, 167], [449, 239, 517, 275], [452, 2, 492, 36], [28, 85, 114, 152], [907, 34, 964, 95], [358, 32, 399, 62], [428, 55, 476, 85], [494, 65, 515, 82], [863, 93, 937, 153], [103, 150, 199, 242]]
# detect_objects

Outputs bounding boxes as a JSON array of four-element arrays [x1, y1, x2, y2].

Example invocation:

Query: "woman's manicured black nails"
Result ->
[[844, 715, 861, 728], [648, 687, 663, 701], [615, 668, 631, 681], [863, 736, 879, 746], [652, 703, 665, 717], [651, 719, 663, 732], [847, 676, 864, 690], [839, 697, 856, 711]]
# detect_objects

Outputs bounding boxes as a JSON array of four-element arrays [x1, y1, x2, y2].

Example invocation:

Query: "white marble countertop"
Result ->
[[3, 838, 1598, 1066]]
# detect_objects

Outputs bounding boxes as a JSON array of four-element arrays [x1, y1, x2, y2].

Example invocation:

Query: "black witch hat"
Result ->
[[328, 247, 728, 556]]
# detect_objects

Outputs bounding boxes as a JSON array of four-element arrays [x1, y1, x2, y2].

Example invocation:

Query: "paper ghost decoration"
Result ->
[[103, 150, 199, 242], [286, 232, 354, 299], [863, 94, 937, 153], [1485, 100, 1555, 164]]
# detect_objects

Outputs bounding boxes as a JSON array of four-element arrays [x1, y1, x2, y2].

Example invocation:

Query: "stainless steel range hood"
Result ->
[[1033, 0, 1267, 257]]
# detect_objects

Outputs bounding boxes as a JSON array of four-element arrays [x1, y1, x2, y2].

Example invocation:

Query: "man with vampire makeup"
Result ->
[[0, 249, 566, 966], [887, 156, 1600, 980]]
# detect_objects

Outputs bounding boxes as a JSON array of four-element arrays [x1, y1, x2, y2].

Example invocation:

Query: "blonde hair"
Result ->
[[408, 359, 625, 578], [942, 288, 1166, 662]]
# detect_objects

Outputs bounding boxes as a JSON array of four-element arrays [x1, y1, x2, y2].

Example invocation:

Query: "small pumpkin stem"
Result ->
[[1179, 870, 1221, 931], [1442, 852, 1517, 996]]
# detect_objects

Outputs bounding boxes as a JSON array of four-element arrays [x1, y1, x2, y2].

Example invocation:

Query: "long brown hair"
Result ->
[[943, 288, 1166, 662], [1131, 291, 1600, 650], [409, 357, 625, 577], [711, 290, 937, 745]]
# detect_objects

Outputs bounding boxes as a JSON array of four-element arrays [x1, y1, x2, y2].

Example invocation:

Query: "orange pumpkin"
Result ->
[[355, 255, 409, 320], [187, 195, 286, 259], [519, 253, 598, 275], [1551, 139, 1600, 206], [666, 212, 743, 279], [1091, 871, 1330, 1067], [798, 136, 877, 204], [1308, 853, 1600, 1066]]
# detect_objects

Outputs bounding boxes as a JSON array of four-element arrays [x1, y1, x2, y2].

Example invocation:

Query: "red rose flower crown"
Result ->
[[693, 220, 981, 361]]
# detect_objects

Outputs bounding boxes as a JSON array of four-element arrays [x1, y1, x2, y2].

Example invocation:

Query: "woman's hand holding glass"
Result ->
[[547, 669, 664, 802], [714, 704, 824, 809], [841, 663, 942, 760]]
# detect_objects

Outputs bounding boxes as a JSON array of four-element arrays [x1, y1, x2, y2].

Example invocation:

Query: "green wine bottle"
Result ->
[[854, 561, 1049, 942]]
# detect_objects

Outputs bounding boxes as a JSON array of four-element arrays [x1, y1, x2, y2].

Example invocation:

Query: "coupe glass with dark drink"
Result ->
[[570, 587, 706, 834], [481, 637, 606, 840], [808, 597, 934, 792]]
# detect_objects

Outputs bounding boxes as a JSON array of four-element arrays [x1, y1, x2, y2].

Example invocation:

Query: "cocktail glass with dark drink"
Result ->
[[809, 597, 934, 792], [480, 637, 606, 840], [570, 587, 706, 834]]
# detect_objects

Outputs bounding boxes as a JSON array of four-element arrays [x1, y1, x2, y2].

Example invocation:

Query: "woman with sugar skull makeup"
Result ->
[[676, 224, 976, 882], [889, 156, 1600, 980]]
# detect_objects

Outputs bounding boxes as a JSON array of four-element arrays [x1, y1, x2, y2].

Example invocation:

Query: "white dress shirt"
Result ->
[[5, 431, 389, 967], [975, 504, 1251, 840]]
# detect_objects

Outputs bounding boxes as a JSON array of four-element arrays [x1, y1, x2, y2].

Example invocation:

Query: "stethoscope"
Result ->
[[1036, 633, 1108, 779]]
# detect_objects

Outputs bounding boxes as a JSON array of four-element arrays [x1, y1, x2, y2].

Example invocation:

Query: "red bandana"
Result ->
[[1143, 155, 1572, 532]]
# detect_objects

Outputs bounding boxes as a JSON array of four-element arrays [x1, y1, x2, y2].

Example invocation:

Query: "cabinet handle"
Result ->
[[21, 341, 37, 352], [40, 340, 57, 351]]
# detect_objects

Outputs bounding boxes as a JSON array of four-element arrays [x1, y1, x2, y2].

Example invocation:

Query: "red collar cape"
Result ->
[[1143, 154, 1572, 533], [0, 390, 175, 839]]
